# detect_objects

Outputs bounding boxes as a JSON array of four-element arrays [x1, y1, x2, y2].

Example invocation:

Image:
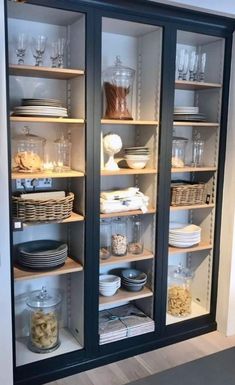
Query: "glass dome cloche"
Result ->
[[103, 56, 135, 120]]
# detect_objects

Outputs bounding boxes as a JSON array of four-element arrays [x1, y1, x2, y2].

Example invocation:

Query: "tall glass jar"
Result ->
[[192, 136, 205, 167], [12, 126, 46, 172], [54, 134, 72, 172], [167, 264, 194, 317], [103, 56, 135, 120], [100, 219, 111, 260], [172, 136, 188, 168], [111, 217, 128, 256], [26, 286, 62, 353], [128, 216, 144, 255]]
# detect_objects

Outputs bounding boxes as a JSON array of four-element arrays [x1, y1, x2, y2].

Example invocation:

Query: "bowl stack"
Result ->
[[99, 274, 121, 296], [124, 147, 150, 169], [121, 269, 147, 292], [169, 223, 201, 248]]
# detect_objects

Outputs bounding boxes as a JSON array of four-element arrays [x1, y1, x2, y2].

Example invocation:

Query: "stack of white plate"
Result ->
[[169, 223, 201, 247], [13, 98, 68, 117], [17, 240, 68, 271], [174, 106, 206, 121], [99, 274, 121, 296]]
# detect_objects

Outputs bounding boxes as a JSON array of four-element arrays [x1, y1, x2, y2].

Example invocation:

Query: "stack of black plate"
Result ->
[[16, 240, 68, 271]]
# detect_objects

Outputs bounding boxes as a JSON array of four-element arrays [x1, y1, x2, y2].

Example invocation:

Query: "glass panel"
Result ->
[[166, 30, 225, 325], [99, 17, 162, 344], [7, 1, 86, 365]]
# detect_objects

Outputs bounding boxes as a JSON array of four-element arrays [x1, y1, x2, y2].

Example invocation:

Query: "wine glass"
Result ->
[[57, 38, 66, 68], [193, 53, 199, 81], [32, 35, 47, 66], [15, 33, 28, 65], [50, 41, 58, 68], [198, 53, 207, 82]]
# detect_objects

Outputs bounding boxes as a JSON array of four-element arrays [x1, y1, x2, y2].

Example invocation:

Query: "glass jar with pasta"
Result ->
[[26, 286, 62, 353], [167, 264, 194, 317]]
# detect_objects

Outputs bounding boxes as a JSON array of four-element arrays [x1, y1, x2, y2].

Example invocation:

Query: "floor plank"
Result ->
[[46, 331, 235, 385]]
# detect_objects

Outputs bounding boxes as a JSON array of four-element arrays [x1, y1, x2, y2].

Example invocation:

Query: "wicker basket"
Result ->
[[171, 181, 206, 206], [12, 192, 74, 222]]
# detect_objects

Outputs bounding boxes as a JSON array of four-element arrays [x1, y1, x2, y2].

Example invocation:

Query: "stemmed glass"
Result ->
[[198, 53, 207, 82], [57, 38, 66, 68], [15, 33, 28, 65], [50, 41, 59, 68], [193, 54, 199, 81], [182, 50, 189, 80], [177, 49, 186, 80], [32, 35, 47, 66], [189, 51, 197, 81]]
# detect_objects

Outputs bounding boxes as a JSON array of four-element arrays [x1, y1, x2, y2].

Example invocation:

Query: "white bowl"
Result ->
[[99, 274, 120, 284], [124, 155, 150, 160], [126, 159, 148, 169], [99, 287, 119, 296]]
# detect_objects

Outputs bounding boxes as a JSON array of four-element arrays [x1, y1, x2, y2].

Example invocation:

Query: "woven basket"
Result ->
[[171, 182, 206, 206], [12, 192, 74, 222]]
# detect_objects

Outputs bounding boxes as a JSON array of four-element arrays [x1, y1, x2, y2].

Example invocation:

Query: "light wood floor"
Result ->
[[47, 331, 235, 385]]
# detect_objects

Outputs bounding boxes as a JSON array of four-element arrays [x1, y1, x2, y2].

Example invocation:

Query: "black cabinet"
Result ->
[[4, 0, 234, 384]]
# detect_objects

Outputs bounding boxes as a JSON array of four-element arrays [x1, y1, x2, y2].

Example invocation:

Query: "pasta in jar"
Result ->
[[30, 310, 58, 350]]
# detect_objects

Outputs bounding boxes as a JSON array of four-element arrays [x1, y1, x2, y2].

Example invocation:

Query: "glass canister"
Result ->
[[100, 219, 111, 260], [111, 217, 128, 256], [54, 134, 72, 172], [103, 56, 135, 120], [26, 286, 62, 353], [192, 135, 205, 167], [172, 136, 188, 168], [167, 264, 194, 317], [12, 126, 46, 172], [128, 216, 144, 255]]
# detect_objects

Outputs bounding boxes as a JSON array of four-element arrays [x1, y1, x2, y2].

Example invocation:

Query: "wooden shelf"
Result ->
[[170, 203, 215, 211], [14, 257, 83, 281], [12, 170, 84, 179], [100, 249, 154, 266], [166, 300, 209, 325], [173, 121, 219, 127], [101, 119, 158, 125], [10, 116, 84, 124], [99, 287, 153, 308], [9, 64, 84, 79], [100, 208, 156, 218], [171, 166, 217, 173], [101, 168, 157, 176], [168, 242, 212, 254], [22, 212, 84, 228], [175, 80, 222, 90]]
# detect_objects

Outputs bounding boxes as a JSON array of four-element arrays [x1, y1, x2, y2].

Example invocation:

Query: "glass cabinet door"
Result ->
[[166, 30, 225, 324], [7, 1, 87, 366], [98, 17, 162, 345]]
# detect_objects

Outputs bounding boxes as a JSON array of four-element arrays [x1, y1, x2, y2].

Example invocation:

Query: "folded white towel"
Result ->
[[100, 188, 149, 214]]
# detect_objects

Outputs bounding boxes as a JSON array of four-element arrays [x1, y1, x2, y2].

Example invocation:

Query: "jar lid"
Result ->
[[26, 286, 61, 309], [172, 136, 188, 142], [13, 126, 46, 144], [103, 56, 135, 78], [168, 264, 194, 280]]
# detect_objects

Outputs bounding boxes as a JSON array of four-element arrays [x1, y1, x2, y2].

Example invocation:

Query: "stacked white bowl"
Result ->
[[169, 223, 201, 248], [124, 147, 150, 169], [99, 274, 121, 296]]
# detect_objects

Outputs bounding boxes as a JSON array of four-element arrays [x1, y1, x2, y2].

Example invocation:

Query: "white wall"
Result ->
[[0, 0, 14, 383]]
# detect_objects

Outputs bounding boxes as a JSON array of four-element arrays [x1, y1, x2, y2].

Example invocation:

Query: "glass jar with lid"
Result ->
[[100, 219, 111, 260], [26, 286, 62, 353], [128, 216, 144, 255], [111, 217, 128, 256], [12, 126, 46, 172], [103, 56, 135, 120], [172, 136, 188, 168], [167, 264, 194, 317], [54, 134, 72, 172], [192, 134, 205, 167]]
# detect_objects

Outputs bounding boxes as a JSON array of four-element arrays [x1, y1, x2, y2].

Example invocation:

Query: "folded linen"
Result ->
[[100, 188, 149, 213]]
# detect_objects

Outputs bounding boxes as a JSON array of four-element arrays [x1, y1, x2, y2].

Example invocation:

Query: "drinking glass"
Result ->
[[193, 53, 199, 81], [189, 51, 197, 81], [15, 33, 28, 65], [32, 35, 47, 66], [192, 137, 205, 167], [198, 53, 207, 82], [182, 50, 189, 80], [177, 49, 186, 80], [57, 38, 66, 68], [50, 41, 58, 68]]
